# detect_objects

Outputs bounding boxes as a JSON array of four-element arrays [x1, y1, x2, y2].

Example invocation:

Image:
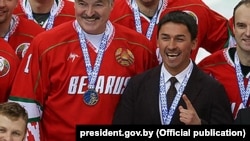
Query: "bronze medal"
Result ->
[[83, 89, 99, 106]]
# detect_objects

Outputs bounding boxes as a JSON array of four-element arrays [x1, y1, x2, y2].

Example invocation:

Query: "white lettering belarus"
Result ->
[[68, 76, 130, 95]]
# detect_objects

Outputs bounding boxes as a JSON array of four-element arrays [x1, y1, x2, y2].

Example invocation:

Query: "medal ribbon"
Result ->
[[74, 21, 109, 90], [159, 64, 193, 125], [3, 15, 19, 41], [22, 0, 63, 30], [131, 0, 162, 40], [234, 52, 250, 107]]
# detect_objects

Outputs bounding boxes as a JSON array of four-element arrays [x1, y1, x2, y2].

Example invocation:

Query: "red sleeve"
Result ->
[[0, 39, 20, 102], [201, 9, 229, 52], [9, 36, 43, 141]]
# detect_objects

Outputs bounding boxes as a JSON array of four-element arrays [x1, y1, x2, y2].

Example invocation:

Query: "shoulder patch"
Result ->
[[0, 56, 10, 77]]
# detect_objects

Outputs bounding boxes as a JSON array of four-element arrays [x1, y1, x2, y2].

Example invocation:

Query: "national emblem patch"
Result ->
[[0, 56, 10, 77]]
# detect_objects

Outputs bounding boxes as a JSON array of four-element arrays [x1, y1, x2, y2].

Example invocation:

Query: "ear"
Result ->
[[191, 38, 197, 51], [156, 41, 159, 48], [233, 25, 236, 36], [15, 1, 18, 8], [110, 0, 114, 9]]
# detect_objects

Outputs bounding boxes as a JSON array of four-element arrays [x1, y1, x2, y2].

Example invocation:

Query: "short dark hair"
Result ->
[[0, 102, 28, 126], [233, 0, 250, 25], [157, 10, 198, 40]]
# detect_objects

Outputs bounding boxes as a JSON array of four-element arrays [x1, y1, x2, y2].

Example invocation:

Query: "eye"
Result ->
[[0, 128, 6, 133], [160, 35, 170, 41], [78, 1, 87, 7], [94, 3, 104, 7], [161, 37, 170, 41], [236, 23, 246, 29], [12, 131, 22, 137], [176, 38, 184, 42]]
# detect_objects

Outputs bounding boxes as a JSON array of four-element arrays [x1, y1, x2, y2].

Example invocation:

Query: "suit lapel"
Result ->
[[145, 63, 205, 124], [180, 63, 203, 107]]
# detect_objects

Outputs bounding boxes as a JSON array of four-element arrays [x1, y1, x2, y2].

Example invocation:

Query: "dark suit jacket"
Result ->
[[234, 108, 250, 124], [113, 62, 233, 124]]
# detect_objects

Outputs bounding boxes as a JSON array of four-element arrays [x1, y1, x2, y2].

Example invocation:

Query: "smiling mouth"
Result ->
[[83, 16, 100, 21], [0, 11, 6, 14], [166, 53, 180, 57], [243, 39, 250, 42], [85, 18, 97, 22]]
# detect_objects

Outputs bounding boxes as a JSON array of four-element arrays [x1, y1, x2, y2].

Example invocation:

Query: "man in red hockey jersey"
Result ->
[[198, 0, 250, 119], [0, 39, 19, 102], [109, 0, 230, 63], [14, 0, 75, 30], [0, 0, 44, 60], [9, 0, 157, 140]]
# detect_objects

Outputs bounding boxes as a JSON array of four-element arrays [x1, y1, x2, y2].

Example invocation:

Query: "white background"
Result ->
[[202, 0, 239, 19]]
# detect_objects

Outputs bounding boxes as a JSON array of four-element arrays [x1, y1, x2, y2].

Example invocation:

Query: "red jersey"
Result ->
[[110, 0, 229, 62], [0, 39, 20, 102], [7, 15, 44, 60], [198, 47, 248, 119], [14, 0, 75, 30], [9, 20, 157, 141]]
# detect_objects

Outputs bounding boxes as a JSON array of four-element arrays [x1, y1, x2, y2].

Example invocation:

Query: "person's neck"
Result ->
[[237, 47, 250, 66], [28, 0, 55, 13], [164, 59, 191, 76], [0, 18, 12, 38], [135, 0, 160, 17]]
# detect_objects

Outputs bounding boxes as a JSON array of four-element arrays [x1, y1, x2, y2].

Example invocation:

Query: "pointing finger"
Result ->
[[182, 94, 194, 110]]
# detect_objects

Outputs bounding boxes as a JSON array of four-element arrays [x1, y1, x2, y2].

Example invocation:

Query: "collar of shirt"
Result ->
[[161, 59, 193, 90], [82, 21, 114, 52]]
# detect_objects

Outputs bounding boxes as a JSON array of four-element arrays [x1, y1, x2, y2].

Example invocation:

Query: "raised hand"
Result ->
[[178, 94, 201, 125]]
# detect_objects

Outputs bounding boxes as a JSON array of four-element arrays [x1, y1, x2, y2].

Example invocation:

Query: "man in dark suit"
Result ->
[[112, 11, 233, 125], [234, 108, 250, 124]]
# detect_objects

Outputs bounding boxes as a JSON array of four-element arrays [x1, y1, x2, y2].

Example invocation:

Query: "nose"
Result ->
[[85, 6, 95, 17], [168, 39, 177, 50]]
